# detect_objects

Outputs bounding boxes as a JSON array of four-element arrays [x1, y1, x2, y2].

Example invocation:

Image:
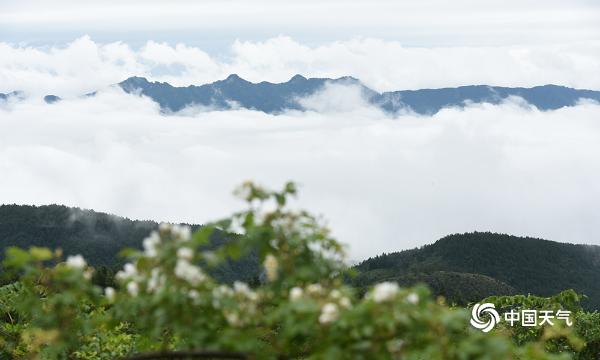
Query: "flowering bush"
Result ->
[[0, 182, 583, 359]]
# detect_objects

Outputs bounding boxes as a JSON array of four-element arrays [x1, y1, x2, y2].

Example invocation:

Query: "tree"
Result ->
[[0, 182, 580, 359]]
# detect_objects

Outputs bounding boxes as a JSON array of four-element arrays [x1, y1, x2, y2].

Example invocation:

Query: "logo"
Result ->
[[470, 303, 500, 332]]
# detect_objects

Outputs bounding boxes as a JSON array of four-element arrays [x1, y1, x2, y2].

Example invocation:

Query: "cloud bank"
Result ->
[[3, 0, 599, 48], [2, 36, 600, 97], [1, 89, 599, 259]]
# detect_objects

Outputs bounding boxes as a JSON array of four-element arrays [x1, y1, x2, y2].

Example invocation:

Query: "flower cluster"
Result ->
[[114, 224, 207, 298], [288, 283, 352, 325], [174, 256, 206, 286], [263, 253, 278, 282], [212, 282, 260, 327], [368, 282, 419, 305], [65, 254, 93, 280]]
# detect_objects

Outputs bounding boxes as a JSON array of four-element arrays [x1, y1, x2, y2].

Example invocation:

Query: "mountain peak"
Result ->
[[224, 74, 247, 83], [122, 76, 150, 83], [289, 74, 307, 82], [44, 95, 61, 104], [106, 76, 600, 114], [119, 76, 152, 89]]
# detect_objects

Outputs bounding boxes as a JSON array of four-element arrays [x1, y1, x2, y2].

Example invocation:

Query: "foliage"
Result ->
[[0, 204, 260, 285], [356, 233, 600, 309], [353, 270, 516, 305], [0, 182, 589, 359], [483, 291, 600, 359]]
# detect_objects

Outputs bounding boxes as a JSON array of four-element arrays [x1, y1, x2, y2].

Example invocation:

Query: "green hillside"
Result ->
[[0, 204, 259, 284], [1, 205, 598, 308], [356, 232, 600, 309]]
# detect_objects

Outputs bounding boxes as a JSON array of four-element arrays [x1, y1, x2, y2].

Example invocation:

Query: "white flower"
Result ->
[[330, 289, 341, 299], [116, 263, 138, 281], [147, 268, 165, 293], [83, 269, 93, 281], [233, 281, 258, 301], [159, 223, 171, 233], [177, 247, 194, 261], [339, 297, 351, 308], [225, 311, 241, 326], [174, 259, 206, 286], [319, 303, 339, 324], [143, 232, 160, 257], [406, 292, 419, 304], [307, 283, 323, 295], [104, 287, 116, 303], [173, 225, 192, 241], [263, 254, 278, 281], [213, 285, 233, 299], [372, 282, 399, 303], [127, 282, 139, 297], [65, 255, 87, 270], [233, 281, 250, 294], [124, 263, 137, 274], [188, 289, 200, 299], [290, 287, 303, 301]]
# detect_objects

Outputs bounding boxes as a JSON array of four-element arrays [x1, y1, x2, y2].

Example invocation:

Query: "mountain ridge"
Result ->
[[116, 75, 600, 114], [3, 75, 600, 115], [1, 204, 599, 308], [355, 232, 600, 309]]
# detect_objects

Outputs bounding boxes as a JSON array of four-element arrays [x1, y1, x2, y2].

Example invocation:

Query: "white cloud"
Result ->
[[2, 0, 599, 48], [1, 88, 599, 259], [1, 36, 600, 98], [296, 82, 377, 114]]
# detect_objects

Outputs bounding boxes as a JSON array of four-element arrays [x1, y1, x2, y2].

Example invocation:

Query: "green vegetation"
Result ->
[[0, 205, 260, 286], [3, 205, 600, 309], [0, 182, 598, 359], [356, 233, 600, 309]]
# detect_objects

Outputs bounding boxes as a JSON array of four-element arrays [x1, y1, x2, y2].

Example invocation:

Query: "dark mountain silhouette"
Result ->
[[356, 232, 600, 309], [6, 75, 598, 114], [118, 74, 373, 113], [0, 204, 598, 307], [0, 91, 24, 102], [0, 204, 259, 285], [1, 205, 598, 307], [43, 95, 61, 104], [116, 75, 600, 114]]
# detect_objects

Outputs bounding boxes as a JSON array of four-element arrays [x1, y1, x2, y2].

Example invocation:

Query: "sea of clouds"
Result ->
[[1, 82, 599, 258], [1, 37, 600, 258], [2, 36, 600, 97]]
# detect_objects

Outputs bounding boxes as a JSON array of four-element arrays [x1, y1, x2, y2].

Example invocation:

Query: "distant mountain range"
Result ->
[[0, 91, 24, 101], [115, 76, 600, 114], [1, 204, 599, 308], [2, 75, 600, 115]]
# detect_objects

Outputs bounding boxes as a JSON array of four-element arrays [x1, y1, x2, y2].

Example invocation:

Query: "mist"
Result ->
[[1, 87, 599, 259], [2, 36, 600, 98]]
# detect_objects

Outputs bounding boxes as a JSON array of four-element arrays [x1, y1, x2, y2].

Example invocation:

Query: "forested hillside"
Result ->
[[356, 232, 600, 309], [2, 205, 599, 308], [0, 204, 259, 284]]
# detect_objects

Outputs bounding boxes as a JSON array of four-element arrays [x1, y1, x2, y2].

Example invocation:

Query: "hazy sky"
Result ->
[[1, 1, 600, 259], [2, 0, 600, 50]]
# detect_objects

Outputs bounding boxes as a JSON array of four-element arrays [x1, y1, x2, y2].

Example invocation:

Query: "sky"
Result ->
[[2, 0, 600, 49], [1, 1, 600, 259]]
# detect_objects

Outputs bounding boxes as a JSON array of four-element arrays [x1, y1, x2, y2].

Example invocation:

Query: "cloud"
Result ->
[[296, 82, 377, 114], [1, 36, 600, 98], [1, 88, 600, 259], [3, 0, 600, 48]]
